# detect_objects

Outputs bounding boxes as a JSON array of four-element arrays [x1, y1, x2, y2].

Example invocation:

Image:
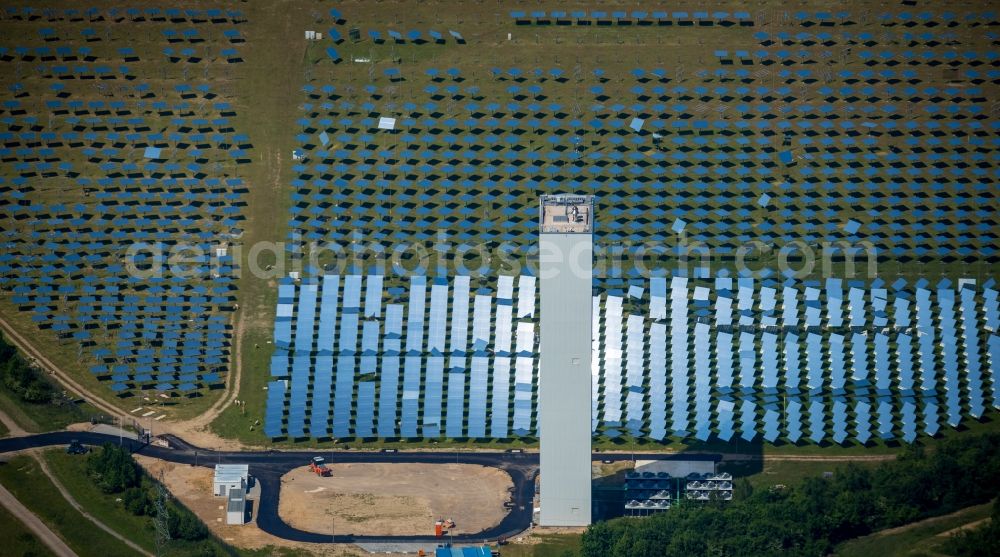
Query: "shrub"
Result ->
[[0, 335, 53, 404], [86, 443, 139, 494]]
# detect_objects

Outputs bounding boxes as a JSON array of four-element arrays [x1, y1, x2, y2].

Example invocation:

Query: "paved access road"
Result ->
[[0, 432, 720, 544], [0, 432, 538, 544]]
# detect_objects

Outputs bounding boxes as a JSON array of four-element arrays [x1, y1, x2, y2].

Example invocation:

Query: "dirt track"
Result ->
[[0, 480, 76, 557]]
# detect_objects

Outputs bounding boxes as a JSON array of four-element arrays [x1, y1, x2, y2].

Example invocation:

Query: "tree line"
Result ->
[[0, 333, 54, 404], [581, 432, 1000, 557]]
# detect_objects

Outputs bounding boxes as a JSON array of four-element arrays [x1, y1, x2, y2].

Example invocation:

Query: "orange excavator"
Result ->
[[309, 456, 331, 477], [434, 517, 456, 537]]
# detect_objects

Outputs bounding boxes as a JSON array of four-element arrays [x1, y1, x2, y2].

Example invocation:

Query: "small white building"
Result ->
[[213, 464, 249, 497], [226, 487, 246, 525]]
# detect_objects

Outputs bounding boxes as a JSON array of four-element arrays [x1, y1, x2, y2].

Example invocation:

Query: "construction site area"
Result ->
[[279, 462, 514, 537]]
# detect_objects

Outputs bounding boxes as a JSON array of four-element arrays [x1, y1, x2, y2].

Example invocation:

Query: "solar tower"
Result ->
[[538, 195, 594, 526]]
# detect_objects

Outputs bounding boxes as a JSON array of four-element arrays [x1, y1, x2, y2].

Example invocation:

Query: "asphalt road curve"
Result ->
[[0, 432, 537, 543], [0, 432, 720, 544]]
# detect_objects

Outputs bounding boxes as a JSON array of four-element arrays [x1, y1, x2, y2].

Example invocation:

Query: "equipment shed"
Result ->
[[213, 464, 249, 497], [226, 487, 246, 525]]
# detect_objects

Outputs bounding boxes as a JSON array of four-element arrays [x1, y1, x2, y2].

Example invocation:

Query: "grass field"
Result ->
[[206, 0, 298, 442], [501, 533, 582, 557], [43, 451, 158, 553], [0, 500, 57, 557], [0, 379, 102, 433], [721, 458, 885, 491], [0, 454, 142, 557], [209, 323, 281, 444], [834, 500, 994, 557]]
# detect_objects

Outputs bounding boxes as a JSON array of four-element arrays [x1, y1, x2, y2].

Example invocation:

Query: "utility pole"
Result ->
[[154, 472, 171, 556]]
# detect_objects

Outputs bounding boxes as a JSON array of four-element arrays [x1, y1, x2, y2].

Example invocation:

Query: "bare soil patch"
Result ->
[[279, 463, 513, 536]]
